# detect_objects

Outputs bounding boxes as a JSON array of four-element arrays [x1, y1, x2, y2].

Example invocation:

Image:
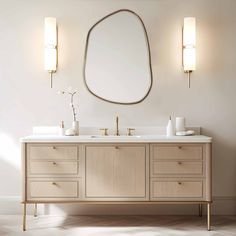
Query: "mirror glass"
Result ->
[[84, 10, 153, 104]]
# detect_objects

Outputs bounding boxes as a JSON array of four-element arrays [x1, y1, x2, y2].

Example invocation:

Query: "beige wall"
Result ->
[[0, 0, 236, 214]]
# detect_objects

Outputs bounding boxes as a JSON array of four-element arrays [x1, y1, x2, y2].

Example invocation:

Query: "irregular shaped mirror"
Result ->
[[84, 9, 153, 104]]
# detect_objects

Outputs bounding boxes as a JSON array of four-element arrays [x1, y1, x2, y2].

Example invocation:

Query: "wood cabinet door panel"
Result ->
[[86, 147, 115, 197], [85, 145, 146, 199]]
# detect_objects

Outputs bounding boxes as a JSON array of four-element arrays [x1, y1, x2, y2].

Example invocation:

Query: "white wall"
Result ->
[[0, 0, 236, 215]]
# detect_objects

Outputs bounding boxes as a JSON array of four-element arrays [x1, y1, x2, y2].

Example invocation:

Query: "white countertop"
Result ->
[[21, 135, 212, 143]]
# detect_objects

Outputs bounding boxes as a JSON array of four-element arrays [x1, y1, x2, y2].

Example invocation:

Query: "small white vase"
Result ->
[[72, 121, 79, 136], [166, 118, 174, 137]]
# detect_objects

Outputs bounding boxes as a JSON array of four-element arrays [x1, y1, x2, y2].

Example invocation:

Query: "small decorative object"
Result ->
[[176, 117, 186, 133], [72, 120, 79, 136], [59, 121, 65, 136], [65, 128, 76, 136], [176, 130, 195, 136], [59, 87, 79, 136], [166, 116, 174, 137]]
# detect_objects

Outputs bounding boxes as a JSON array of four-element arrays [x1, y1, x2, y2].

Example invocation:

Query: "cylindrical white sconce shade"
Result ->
[[183, 48, 196, 71], [183, 17, 196, 72], [183, 17, 196, 47], [44, 17, 57, 47], [183, 17, 196, 88], [44, 48, 57, 71], [44, 17, 57, 88]]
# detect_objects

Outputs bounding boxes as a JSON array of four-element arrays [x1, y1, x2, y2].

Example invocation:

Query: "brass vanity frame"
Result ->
[[21, 141, 212, 231], [22, 201, 212, 231]]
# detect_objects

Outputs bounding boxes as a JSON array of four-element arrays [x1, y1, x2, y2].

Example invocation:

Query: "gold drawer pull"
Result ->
[[178, 162, 182, 165], [178, 182, 182, 185]]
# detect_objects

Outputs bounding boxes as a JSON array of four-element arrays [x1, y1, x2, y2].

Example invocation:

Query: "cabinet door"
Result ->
[[85, 145, 147, 200], [86, 146, 115, 197]]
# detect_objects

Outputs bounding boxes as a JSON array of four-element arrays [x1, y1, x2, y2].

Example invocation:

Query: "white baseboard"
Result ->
[[0, 196, 235, 215]]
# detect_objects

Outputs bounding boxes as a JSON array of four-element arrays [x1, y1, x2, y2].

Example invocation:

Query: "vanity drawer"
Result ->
[[29, 161, 78, 175], [152, 161, 203, 175], [28, 180, 79, 198], [151, 179, 203, 199], [152, 145, 203, 160], [28, 145, 78, 160]]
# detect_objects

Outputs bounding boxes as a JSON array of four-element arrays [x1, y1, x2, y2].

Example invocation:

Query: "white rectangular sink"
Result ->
[[90, 135, 142, 139]]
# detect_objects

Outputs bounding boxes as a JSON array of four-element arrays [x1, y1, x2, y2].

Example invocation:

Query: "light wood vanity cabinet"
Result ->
[[150, 144, 210, 201], [25, 144, 82, 201], [85, 145, 148, 200], [21, 139, 212, 230]]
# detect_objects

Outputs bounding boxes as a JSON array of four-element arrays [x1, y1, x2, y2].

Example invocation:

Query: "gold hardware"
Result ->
[[100, 128, 108, 136], [127, 128, 135, 136], [50, 71, 53, 88], [115, 116, 120, 136], [34, 203, 37, 217], [23, 203, 26, 231], [199, 204, 202, 217], [207, 203, 211, 231], [187, 70, 191, 88]]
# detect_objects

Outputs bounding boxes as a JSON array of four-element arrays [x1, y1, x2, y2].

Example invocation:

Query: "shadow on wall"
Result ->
[[0, 133, 21, 196], [201, 128, 236, 195]]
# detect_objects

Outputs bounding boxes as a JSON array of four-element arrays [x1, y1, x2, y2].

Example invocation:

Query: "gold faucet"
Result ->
[[115, 116, 120, 136]]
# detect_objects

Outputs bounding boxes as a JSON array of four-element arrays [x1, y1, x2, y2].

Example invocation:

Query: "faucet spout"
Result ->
[[115, 116, 120, 136]]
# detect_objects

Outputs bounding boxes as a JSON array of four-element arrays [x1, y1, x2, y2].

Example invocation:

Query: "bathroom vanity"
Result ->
[[21, 134, 212, 231]]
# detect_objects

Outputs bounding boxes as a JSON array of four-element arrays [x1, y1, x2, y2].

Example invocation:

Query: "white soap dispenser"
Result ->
[[166, 116, 174, 137]]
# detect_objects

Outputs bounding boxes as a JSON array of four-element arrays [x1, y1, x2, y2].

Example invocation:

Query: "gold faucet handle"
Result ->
[[100, 128, 108, 136], [127, 128, 135, 136]]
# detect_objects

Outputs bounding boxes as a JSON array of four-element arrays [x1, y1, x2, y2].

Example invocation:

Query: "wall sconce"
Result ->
[[183, 17, 196, 88], [44, 17, 57, 88]]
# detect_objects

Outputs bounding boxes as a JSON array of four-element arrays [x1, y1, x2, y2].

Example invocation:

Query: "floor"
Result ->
[[0, 215, 236, 236]]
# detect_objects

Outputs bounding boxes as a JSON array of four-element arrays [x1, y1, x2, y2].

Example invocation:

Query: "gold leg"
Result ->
[[207, 202, 211, 231], [199, 204, 202, 217], [34, 203, 37, 217], [23, 203, 26, 231]]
